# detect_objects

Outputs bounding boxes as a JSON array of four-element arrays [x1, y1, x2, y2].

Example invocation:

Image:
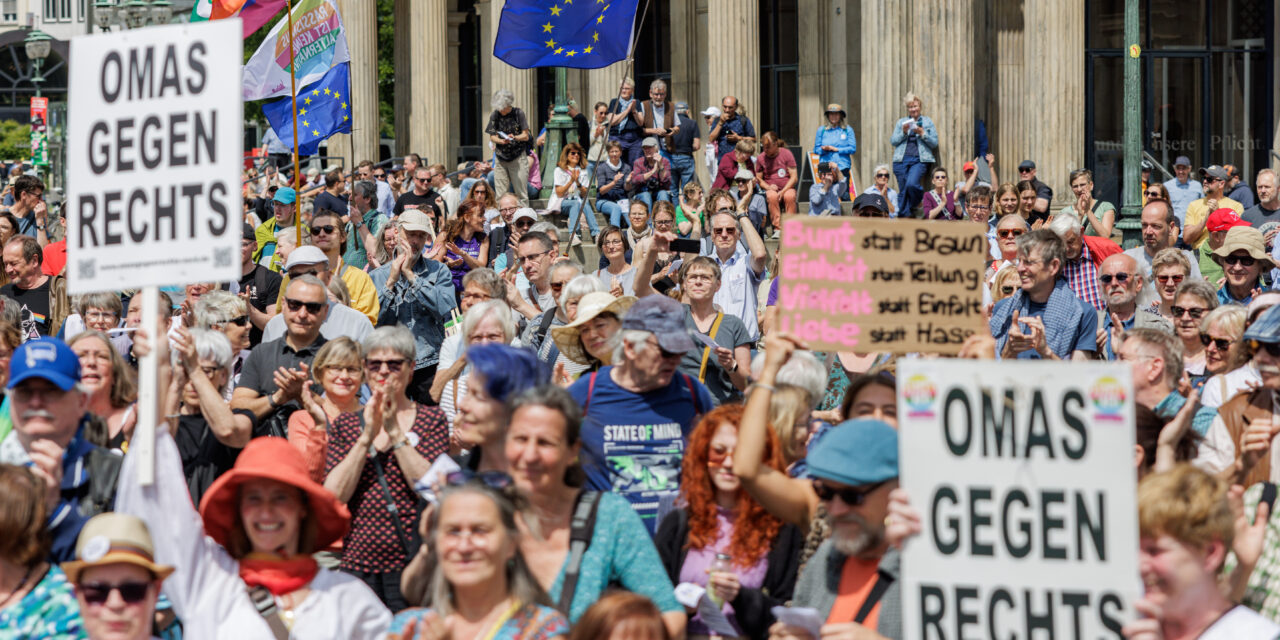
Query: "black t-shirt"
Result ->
[[1243, 203, 1280, 237], [572, 112, 590, 148], [486, 107, 531, 162], [312, 191, 348, 217], [1, 278, 52, 338], [174, 415, 241, 505], [238, 265, 282, 347], [394, 190, 441, 216], [607, 98, 641, 135], [669, 114, 700, 155], [1032, 178, 1054, 203]]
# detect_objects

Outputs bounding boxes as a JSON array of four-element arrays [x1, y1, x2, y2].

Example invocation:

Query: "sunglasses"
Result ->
[[288, 268, 321, 279], [811, 479, 887, 505], [707, 446, 732, 467], [373, 173, 386, 179], [1170, 305, 1206, 320], [310, 224, 338, 235], [1000, 286, 1015, 295], [875, 173, 890, 178], [1098, 273, 1131, 285], [1156, 274, 1184, 285], [997, 229, 1025, 239], [223, 315, 250, 327], [79, 581, 151, 605], [1200, 334, 1232, 351], [1224, 255, 1257, 267], [1251, 340, 1280, 357], [712, 227, 737, 236], [445, 469, 514, 489], [1144, 190, 1161, 198], [366, 357, 407, 373], [284, 298, 325, 314]]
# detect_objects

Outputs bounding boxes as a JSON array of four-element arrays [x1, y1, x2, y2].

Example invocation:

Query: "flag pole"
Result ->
[[286, 0, 302, 245]]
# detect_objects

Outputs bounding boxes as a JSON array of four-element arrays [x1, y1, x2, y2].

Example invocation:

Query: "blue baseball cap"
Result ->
[[9, 337, 81, 391], [621, 294, 696, 354], [807, 419, 899, 486], [273, 187, 297, 205]]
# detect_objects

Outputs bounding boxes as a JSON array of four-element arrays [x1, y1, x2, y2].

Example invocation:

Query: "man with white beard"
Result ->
[[767, 420, 903, 640]]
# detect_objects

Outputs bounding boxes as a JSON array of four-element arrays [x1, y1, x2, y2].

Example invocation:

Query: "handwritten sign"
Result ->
[[897, 359, 1140, 639], [776, 217, 987, 354]]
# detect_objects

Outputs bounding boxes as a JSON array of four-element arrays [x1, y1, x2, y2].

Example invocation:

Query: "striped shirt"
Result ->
[[1062, 243, 1105, 310]]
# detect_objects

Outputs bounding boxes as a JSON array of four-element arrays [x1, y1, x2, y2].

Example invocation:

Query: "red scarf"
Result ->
[[238, 553, 320, 596]]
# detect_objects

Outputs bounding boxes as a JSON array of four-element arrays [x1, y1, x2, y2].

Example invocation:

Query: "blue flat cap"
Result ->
[[806, 419, 898, 486], [1245, 302, 1280, 343]]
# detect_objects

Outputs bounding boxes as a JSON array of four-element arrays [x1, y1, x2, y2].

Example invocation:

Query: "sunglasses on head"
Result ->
[[1251, 340, 1280, 357], [79, 581, 151, 605], [1200, 333, 1232, 351], [365, 357, 407, 373], [1224, 255, 1257, 267], [445, 469, 514, 490], [811, 479, 887, 505], [1098, 272, 1131, 285], [284, 298, 324, 314], [1170, 305, 1206, 319]]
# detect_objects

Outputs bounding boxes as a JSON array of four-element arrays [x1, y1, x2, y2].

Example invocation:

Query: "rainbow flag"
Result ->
[[191, 0, 287, 38]]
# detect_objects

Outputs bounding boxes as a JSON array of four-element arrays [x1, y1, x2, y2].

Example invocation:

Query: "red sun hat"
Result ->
[[1206, 208, 1250, 233], [198, 437, 350, 551]]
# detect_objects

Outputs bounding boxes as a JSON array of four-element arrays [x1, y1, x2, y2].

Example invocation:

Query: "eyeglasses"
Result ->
[[1015, 257, 1044, 267], [1200, 334, 1232, 351], [1170, 305, 1206, 319], [373, 172, 386, 179], [875, 173, 890, 178], [284, 298, 325, 314], [415, 177, 431, 183], [460, 291, 491, 303], [79, 581, 151, 605], [1000, 286, 1015, 295], [967, 204, 990, 212], [566, 151, 580, 156], [997, 229, 1025, 239], [1018, 168, 1033, 173], [1156, 274, 1184, 285], [514, 219, 534, 228], [812, 479, 887, 505], [712, 227, 737, 236], [310, 224, 338, 235], [1144, 190, 1161, 198], [1224, 255, 1257, 267], [519, 249, 554, 263], [83, 310, 118, 321], [365, 357, 407, 373], [1250, 340, 1280, 357], [222, 315, 250, 327], [1098, 272, 1131, 285], [445, 469, 514, 490], [654, 219, 674, 227], [550, 280, 570, 291], [499, 206, 519, 214]]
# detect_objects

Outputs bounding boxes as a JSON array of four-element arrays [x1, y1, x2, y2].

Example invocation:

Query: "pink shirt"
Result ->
[[755, 148, 797, 189]]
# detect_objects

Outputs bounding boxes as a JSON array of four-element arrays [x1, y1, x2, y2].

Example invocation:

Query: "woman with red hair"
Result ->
[[655, 404, 804, 640]]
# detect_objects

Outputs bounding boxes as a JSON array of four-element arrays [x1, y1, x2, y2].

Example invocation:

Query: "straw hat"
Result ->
[[198, 437, 351, 550], [62, 513, 174, 583], [551, 292, 637, 365], [1211, 226, 1274, 271]]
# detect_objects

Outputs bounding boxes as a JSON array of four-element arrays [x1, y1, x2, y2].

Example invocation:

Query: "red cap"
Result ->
[[962, 161, 976, 173], [1207, 208, 1250, 232]]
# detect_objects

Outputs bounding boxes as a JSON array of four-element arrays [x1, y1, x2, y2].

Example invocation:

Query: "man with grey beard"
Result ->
[[768, 420, 902, 640]]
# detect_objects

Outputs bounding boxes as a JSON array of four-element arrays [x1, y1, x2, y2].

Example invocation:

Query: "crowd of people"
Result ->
[[1, 78, 1279, 640]]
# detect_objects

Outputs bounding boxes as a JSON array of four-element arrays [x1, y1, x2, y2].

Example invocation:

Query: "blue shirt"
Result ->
[[569, 367, 713, 533], [1153, 390, 1218, 437], [808, 179, 847, 216], [812, 125, 857, 170], [714, 114, 756, 160], [1163, 177, 1204, 221], [992, 296, 1098, 359], [369, 257, 457, 369], [0, 422, 102, 562], [1218, 285, 1255, 306]]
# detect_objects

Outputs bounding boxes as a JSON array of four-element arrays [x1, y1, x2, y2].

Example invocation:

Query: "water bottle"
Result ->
[[708, 552, 733, 608]]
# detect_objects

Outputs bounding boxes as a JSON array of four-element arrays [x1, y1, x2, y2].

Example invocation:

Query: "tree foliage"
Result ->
[[0, 119, 34, 161]]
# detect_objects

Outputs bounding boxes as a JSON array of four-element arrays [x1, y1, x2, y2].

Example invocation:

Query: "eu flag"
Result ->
[[494, 0, 640, 70], [261, 62, 352, 156]]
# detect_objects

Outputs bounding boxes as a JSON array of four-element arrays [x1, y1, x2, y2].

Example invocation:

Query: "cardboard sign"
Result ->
[[897, 359, 1140, 640], [776, 217, 987, 354], [66, 21, 242, 294]]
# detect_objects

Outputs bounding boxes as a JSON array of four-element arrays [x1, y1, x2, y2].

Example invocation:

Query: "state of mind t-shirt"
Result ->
[[0, 278, 51, 338], [569, 366, 713, 533]]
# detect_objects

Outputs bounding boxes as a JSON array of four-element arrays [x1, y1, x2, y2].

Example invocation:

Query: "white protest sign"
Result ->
[[897, 359, 1140, 640], [67, 21, 242, 294]]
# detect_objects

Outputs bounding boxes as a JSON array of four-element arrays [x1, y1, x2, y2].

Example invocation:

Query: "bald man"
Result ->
[[1095, 252, 1174, 360]]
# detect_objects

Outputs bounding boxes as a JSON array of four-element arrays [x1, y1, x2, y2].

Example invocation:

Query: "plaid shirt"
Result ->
[[1062, 244, 1105, 310], [1224, 482, 1280, 623]]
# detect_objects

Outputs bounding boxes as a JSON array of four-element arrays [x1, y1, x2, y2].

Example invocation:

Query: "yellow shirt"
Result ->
[[1185, 196, 1243, 249], [277, 257, 380, 325]]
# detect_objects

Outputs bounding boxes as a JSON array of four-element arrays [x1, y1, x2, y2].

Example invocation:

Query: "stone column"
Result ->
[[586, 63, 630, 106], [797, 0, 830, 181], [477, 0, 536, 140], [1025, 1, 1084, 206], [447, 11, 467, 165], [330, 0, 378, 166], [991, 0, 1025, 184], [913, 0, 974, 180], [409, 0, 451, 165], [706, 0, 759, 145], [858, 0, 911, 191]]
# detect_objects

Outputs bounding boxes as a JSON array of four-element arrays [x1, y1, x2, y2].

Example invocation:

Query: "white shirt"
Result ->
[[705, 243, 763, 341], [116, 429, 392, 639], [1200, 364, 1261, 408], [375, 180, 395, 216], [261, 301, 373, 344], [1199, 605, 1280, 639], [437, 333, 466, 425]]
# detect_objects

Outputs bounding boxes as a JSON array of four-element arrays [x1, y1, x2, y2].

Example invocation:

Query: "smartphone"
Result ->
[[1263, 483, 1278, 514], [670, 238, 701, 253]]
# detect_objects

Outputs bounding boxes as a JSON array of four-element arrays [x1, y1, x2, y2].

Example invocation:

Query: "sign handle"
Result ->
[[134, 285, 160, 486]]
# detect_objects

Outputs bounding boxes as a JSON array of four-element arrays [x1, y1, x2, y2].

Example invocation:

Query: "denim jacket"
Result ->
[[890, 115, 938, 163], [812, 125, 857, 170], [370, 258, 458, 369]]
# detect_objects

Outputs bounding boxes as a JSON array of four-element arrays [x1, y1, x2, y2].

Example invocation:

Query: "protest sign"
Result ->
[[776, 217, 987, 354], [67, 20, 242, 294], [897, 359, 1140, 640], [29, 97, 47, 166]]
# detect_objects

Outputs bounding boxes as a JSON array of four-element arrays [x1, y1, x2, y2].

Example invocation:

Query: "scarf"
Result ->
[[239, 553, 320, 596], [627, 226, 651, 250], [989, 278, 1087, 360]]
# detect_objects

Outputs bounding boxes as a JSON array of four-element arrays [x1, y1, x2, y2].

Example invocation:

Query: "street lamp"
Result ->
[[94, 1, 117, 31], [123, 0, 148, 28], [23, 30, 52, 98], [149, 0, 173, 25]]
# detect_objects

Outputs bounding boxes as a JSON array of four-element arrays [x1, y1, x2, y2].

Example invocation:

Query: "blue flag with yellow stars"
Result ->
[[494, 0, 639, 69], [261, 62, 352, 156]]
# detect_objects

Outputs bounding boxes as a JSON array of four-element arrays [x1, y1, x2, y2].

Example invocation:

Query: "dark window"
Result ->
[[458, 0, 482, 156], [759, 0, 798, 144], [632, 0, 670, 91]]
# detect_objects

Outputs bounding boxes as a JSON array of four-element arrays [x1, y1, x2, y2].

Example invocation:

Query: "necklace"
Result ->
[[0, 564, 35, 610]]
